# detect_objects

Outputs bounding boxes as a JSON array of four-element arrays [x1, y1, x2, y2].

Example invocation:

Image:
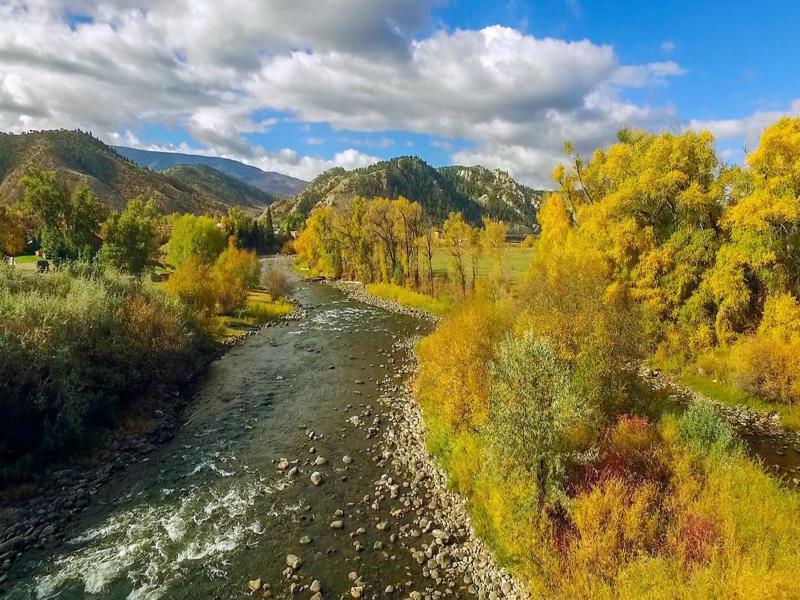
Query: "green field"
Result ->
[[431, 243, 535, 283]]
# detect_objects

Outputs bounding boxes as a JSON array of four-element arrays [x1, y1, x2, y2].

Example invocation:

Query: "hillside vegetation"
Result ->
[[0, 170, 291, 482], [0, 130, 268, 214], [164, 164, 277, 210], [284, 157, 542, 230], [413, 118, 800, 598], [116, 145, 308, 197], [439, 165, 543, 227]]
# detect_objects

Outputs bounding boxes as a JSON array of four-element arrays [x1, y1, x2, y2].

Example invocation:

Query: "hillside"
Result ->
[[286, 156, 483, 226], [163, 164, 277, 209], [0, 130, 270, 214], [116, 146, 308, 197], [438, 165, 544, 228], [283, 156, 543, 230]]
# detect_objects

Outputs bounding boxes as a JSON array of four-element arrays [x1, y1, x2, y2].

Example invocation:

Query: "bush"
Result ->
[[213, 244, 260, 313], [415, 295, 511, 431], [261, 264, 292, 299], [676, 403, 741, 454], [570, 477, 664, 581], [730, 294, 800, 404], [485, 332, 580, 507], [0, 266, 201, 481], [163, 256, 218, 319]]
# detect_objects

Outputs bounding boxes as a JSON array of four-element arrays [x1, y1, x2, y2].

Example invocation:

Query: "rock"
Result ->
[[384, 585, 395, 594], [330, 520, 344, 529], [310, 579, 321, 593], [247, 578, 262, 592], [310, 471, 324, 486], [314, 456, 328, 466], [342, 455, 353, 464], [299, 535, 312, 545], [287, 466, 299, 477], [286, 554, 302, 570], [351, 586, 364, 598], [277, 458, 289, 470]]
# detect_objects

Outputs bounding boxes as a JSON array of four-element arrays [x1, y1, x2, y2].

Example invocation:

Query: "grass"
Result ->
[[366, 282, 451, 316], [217, 289, 293, 339], [678, 372, 800, 432], [431, 243, 535, 283]]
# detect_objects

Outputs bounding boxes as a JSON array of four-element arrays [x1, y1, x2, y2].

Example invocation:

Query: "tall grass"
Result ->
[[366, 282, 451, 315]]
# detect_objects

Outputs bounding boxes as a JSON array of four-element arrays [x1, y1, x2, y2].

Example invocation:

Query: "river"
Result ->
[[6, 262, 800, 599], [6, 268, 450, 599]]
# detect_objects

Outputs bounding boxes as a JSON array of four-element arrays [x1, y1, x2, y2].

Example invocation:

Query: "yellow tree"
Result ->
[[366, 198, 399, 282], [332, 197, 373, 281], [442, 212, 477, 298], [418, 215, 437, 295], [295, 206, 340, 277], [0, 205, 28, 257], [705, 119, 800, 343], [480, 217, 509, 293], [393, 197, 424, 287]]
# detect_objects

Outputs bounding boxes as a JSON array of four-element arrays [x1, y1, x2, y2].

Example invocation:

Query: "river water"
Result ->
[[7, 272, 434, 599]]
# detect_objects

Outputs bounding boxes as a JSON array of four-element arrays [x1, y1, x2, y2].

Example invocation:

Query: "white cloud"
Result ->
[[660, 40, 676, 54], [0, 1, 691, 184], [688, 99, 800, 149]]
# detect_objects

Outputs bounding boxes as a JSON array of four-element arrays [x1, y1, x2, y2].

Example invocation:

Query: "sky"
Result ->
[[1, 0, 799, 187]]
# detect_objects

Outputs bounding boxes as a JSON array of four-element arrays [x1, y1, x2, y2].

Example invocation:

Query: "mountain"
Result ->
[[163, 164, 277, 209], [438, 165, 544, 228], [0, 130, 272, 214], [283, 156, 543, 230], [115, 146, 308, 197], [285, 156, 483, 227]]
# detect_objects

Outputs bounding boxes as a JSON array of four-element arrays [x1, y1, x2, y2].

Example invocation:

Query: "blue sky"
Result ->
[[1, 0, 798, 185]]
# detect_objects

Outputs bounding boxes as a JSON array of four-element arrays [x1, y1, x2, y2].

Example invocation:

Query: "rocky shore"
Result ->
[[318, 280, 529, 599], [0, 309, 302, 592], [377, 341, 528, 599]]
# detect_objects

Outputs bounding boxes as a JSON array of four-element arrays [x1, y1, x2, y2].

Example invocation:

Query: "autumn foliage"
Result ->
[[412, 118, 800, 598]]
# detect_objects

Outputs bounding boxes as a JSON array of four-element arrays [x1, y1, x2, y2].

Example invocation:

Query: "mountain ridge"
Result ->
[[282, 156, 544, 229], [0, 130, 273, 214], [115, 146, 308, 198]]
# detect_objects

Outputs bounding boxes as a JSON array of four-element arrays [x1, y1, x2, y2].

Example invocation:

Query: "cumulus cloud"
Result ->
[[0, 0, 690, 184]]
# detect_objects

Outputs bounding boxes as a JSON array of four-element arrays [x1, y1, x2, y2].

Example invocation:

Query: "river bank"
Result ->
[[327, 279, 528, 599], [4, 269, 527, 599], [0, 306, 303, 592]]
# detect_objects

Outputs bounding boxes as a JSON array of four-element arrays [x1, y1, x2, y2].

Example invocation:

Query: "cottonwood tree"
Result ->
[[167, 214, 227, 265], [21, 168, 108, 260], [394, 197, 423, 287], [0, 205, 27, 257], [366, 198, 399, 281], [442, 211, 477, 298], [100, 198, 161, 275]]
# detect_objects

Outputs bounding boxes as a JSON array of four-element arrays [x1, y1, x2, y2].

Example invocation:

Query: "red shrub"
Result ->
[[676, 513, 721, 566]]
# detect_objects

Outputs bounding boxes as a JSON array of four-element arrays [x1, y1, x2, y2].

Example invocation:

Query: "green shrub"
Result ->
[[0, 265, 204, 481], [676, 403, 741, 455]]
